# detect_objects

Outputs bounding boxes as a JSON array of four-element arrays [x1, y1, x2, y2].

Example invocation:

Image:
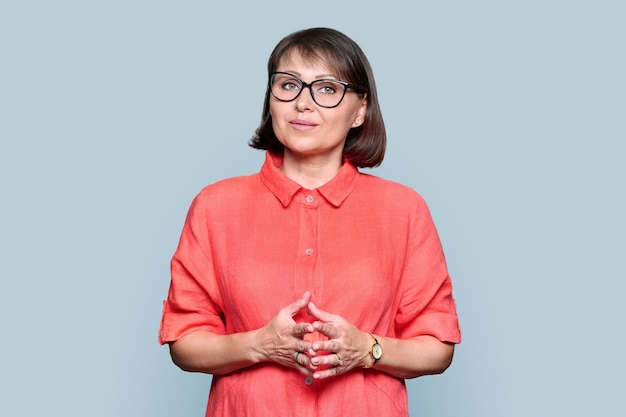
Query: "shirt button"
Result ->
[[306, 195, 315, 203], [305, 376, 313, 385], [305, 248, 314, 256]]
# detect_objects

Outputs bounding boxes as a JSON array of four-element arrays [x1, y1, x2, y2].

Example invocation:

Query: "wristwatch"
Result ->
[[363, 334, 382, 368]]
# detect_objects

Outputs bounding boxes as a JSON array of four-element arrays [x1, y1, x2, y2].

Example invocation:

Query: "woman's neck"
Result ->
[[280, 152, 343, 190]]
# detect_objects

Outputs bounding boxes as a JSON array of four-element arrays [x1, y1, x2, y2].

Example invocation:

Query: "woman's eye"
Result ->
[[282, 81, 300, 91], [316, 83, 338, 95]]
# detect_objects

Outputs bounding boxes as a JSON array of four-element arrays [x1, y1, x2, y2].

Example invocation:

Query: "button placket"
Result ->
[[294, 190, 320, 300], [303, 193, 317, 259]]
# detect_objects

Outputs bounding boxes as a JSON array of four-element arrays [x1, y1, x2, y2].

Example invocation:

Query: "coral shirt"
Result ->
[[159, 152, 461, 417]]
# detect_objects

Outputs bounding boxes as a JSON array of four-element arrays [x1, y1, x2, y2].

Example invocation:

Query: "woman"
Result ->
[[159, 27, 461, 416]]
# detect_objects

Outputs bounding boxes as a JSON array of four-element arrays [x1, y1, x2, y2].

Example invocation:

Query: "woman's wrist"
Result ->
[[361, 331, 376, 368], [247, 327, 268, 364]]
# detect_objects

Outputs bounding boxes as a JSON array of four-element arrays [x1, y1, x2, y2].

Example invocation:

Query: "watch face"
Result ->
[[372, 343, 382, 359]]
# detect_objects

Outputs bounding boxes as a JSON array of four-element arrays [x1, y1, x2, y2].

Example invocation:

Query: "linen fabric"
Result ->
[[159, 152, 461, 417]]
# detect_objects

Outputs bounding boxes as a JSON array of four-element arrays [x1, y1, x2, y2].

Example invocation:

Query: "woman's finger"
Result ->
[[292, 322, 314, 337], [312, 321, 339, 339], [286, 291, 312, 317], [313, 366, 341, 380], [306, 301, 336, 323]]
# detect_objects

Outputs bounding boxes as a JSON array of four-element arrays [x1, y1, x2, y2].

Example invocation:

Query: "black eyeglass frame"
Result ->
[[269, 71, 365, 109]]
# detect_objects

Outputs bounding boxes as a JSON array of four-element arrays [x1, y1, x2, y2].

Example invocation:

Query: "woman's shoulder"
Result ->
[[201, 173, 259, 191], [192, 173, 261, 205], [357, 172, 427, 205]]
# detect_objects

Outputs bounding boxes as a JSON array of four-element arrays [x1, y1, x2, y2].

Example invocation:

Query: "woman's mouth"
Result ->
[[290, 119, 317, 130]]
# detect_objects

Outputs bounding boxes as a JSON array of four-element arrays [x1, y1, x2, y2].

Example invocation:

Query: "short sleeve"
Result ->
[[158, 191, 226, 344], [395, 194, 461, 344]]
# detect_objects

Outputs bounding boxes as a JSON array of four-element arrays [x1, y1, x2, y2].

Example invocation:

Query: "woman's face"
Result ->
[[269, 51, 367, 165]]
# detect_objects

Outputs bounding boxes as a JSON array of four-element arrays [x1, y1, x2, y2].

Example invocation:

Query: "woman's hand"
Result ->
[[169, 291, 319, 376], [255, 291, 317, 375], [305, 301, 371, 380]]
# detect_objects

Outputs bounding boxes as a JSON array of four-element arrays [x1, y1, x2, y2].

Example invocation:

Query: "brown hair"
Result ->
[[249, 27, 386, 168]]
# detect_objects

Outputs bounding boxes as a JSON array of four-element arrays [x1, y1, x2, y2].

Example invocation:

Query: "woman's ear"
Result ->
[[353, 99, 367, 127]]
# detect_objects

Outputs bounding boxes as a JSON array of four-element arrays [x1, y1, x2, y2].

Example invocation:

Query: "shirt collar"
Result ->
[[260, 152, 360, 208]]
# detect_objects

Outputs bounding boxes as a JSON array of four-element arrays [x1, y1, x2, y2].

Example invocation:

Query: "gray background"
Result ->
[[1, 1, 624, 416]]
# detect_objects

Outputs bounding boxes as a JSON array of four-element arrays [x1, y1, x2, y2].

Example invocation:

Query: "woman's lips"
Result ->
[[290, 119, 317, 130]]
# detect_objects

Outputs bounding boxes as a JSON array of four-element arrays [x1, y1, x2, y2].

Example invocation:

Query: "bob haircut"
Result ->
[[249, 27, 386, 168]]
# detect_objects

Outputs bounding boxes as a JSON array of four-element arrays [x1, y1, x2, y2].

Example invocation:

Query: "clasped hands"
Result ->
[[257, 291, 370, 380]]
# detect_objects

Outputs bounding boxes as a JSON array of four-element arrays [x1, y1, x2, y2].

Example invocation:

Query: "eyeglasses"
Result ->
[[269, 71, 364, 108]]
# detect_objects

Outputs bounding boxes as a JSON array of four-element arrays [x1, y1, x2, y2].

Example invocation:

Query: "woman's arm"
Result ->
[[306, 301, 455, 380], [169, 329, 261, 375], [370, 334, 454, 379], [169, 291, 316, 376]]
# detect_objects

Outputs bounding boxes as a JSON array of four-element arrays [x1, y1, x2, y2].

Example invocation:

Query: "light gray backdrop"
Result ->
[[1, 1, 624, 416]]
